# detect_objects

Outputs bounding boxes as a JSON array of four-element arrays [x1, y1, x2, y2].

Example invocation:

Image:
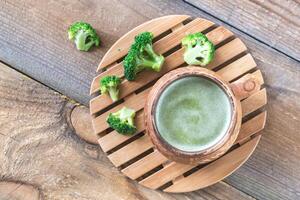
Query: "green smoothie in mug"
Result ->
[[154, 76, 232, 152]]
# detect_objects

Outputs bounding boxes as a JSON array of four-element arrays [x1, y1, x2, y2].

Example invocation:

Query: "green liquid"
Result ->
[[155, 76, 232, 152]]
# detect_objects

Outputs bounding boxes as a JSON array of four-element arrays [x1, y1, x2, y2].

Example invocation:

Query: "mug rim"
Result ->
[[145, 67, 240, 164]]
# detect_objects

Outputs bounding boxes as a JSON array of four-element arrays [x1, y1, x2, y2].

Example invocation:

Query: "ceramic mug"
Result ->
[[145, 67, 260, 165]]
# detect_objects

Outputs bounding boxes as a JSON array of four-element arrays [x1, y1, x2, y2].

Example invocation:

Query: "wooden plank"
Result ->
[[241, 89, 267, 117], [207, 38, 247, 70], [164, 136, 261, 192], [216, 53, 257, 82], [107, 135, 153, 167], [236, 112, 267, 144], [0, 61, 257, 200], [140, 161, 194, 189], [185, 0, 300, 61], [121, 150, 168, 180]]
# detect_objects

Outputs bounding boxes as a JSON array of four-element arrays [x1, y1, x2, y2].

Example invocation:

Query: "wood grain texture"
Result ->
[[0, 182, 40, 200], [0, 63, 255, 199], [185, 0, 300, 61], [70, 105, 98, 144]]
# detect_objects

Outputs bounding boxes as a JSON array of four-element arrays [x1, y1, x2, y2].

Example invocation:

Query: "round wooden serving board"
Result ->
[[90, 15, 267, 193]]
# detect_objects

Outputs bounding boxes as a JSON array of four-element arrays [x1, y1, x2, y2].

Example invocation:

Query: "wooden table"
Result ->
[[0, 0, 299, 199]]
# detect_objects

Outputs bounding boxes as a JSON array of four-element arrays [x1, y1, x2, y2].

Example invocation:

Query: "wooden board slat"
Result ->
[[241, 89, 267, 117], [107, 135, 153, 167], [236, 112, 267, 144], [140, 162, 194, 189], [121, 150, 168, 180], [164, 136, 261, 193], [216, 53, 257, 81], [206, 38, 247, 70]]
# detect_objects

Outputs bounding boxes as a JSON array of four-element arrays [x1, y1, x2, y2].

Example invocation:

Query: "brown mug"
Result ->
[[145, 67, 260, 165]]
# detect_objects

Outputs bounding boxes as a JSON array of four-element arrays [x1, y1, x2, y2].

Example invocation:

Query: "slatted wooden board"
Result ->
[[90, 15, 267, 193]]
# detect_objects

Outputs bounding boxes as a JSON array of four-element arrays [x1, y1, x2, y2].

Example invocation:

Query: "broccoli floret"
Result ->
[[107, 107, 137, 135], [124, 32, 165, 81], [182, 32, 215, 66], [100, 75, 121, 102], [68, 22, 100, 51]]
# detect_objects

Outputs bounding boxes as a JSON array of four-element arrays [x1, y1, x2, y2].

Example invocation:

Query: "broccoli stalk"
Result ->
[[124, 32, 165, 81], [182, 32, 215, 66], [107, 107, 137, 135], [68, 22, 100, 51], [100, 76, 121, 102]]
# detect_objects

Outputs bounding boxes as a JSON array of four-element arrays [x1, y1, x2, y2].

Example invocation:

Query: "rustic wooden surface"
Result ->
[[0, 0, 299, 199], [0, 62, 256, 199]]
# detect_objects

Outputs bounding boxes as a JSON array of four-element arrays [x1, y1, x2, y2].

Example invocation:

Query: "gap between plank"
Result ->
[[182, 0, 300, 63], [0, 60, 81, 105]]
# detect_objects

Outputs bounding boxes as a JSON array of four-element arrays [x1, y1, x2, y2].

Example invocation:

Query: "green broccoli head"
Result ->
[[182, 32, 215, 66], [68, 22, 100, 51], [100, 75, 121, 102], [107, 107, 137, 135], [124, 32, 165, 81]]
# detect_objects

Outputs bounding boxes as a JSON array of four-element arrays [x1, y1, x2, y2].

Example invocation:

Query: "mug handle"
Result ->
[[230, 74, 261, 100]]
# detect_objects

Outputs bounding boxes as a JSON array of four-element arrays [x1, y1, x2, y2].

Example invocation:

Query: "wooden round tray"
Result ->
[[90, 15, 267, 193]]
